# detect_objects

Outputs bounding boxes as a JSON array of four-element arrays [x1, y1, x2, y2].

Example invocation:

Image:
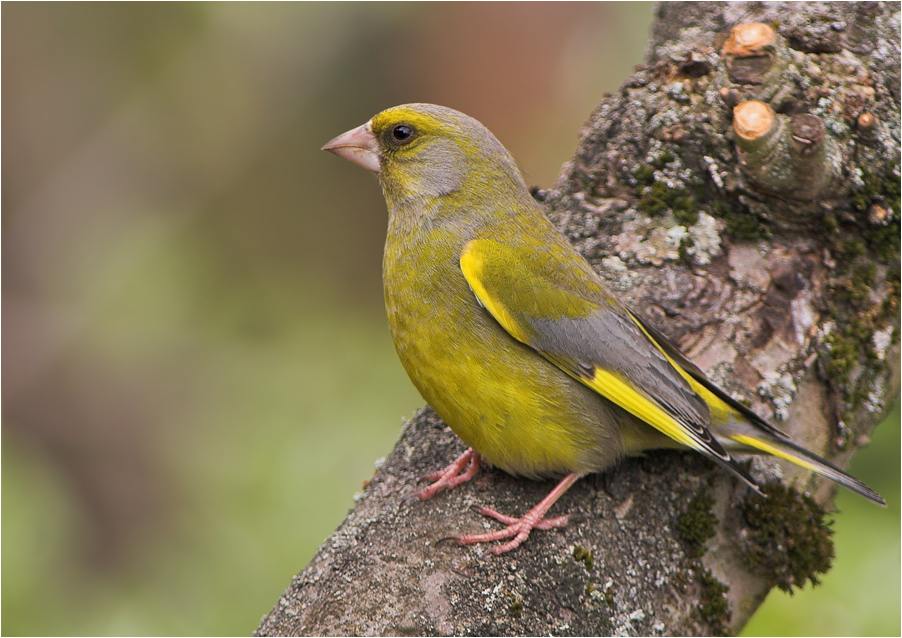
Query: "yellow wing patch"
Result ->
[[729, 435, 819, 472], [585, 368, 704, 452], [460, 241, 530, 343], [629, 310, 734, 424]]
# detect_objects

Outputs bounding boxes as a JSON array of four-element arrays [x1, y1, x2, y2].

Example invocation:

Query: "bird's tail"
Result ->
[[627, 310, 886, 507], [725, 432, 886, 506]]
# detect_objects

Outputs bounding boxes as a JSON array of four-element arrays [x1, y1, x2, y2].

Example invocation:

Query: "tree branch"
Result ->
[[256, 2, 899, 635]]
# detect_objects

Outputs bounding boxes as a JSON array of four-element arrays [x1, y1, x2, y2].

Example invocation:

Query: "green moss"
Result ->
[[658, 151, 675, 166], [821, 243, 898, 416], [713, 200, 770, 241], [674, 489, 731, 632], [864, 216, 902, 261], [634, 164, 656, 185], [698, 568, 731, 635], [638, 182, 674, 216], [633, 150, 695, 219], [634, 153, 677, 185], [823, 330, 859, 382], [820, 163, 899, 415], [507, 594, 523, 617], [676, 490, 718, 558], [740, 483, 834, 593], [841, 236, 866, 260], [673, 204, 700, 227], [851, 163, 900, 214], [636, 182, 701, 226], [852, 162, 901, 261], [572, 545, 594, 570]]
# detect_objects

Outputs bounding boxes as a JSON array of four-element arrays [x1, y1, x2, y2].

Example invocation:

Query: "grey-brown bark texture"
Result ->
[[256, 2, 899, 636]]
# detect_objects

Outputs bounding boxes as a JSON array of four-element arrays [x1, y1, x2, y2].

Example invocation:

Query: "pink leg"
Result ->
[[415, 448, 481, 501], [454, 472, 580, 555]]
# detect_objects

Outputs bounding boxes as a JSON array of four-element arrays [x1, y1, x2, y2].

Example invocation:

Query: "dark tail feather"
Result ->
[[706, 451, 766, 497], [729, 433, 886, 506]]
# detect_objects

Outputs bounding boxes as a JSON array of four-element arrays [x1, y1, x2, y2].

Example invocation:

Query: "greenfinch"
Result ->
[[323, 103, 884, 554]]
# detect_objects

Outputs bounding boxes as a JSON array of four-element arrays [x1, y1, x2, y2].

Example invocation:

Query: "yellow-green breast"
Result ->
[[382, 208, 642, 479]]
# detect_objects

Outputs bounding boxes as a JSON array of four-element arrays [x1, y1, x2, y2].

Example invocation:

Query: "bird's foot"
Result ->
[[414, 448, 480, 501], [452, 506, 570, 555], [449, 472, 580, 555]]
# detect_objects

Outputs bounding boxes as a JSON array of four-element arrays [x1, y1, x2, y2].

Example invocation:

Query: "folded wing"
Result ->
[[460, 237, 760, 490]]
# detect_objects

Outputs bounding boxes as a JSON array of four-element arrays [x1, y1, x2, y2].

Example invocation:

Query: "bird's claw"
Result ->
[[411, 449, 481, 501]]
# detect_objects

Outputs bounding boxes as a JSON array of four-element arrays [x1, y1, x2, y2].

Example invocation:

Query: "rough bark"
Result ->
[[256, 3, 899, 636]]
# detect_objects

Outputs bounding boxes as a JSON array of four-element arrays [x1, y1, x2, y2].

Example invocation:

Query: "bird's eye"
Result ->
[[391, 124, 414, 142]]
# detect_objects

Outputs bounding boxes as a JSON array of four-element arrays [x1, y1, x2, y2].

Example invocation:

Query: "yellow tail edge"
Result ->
[[730, 434, 886, 506]]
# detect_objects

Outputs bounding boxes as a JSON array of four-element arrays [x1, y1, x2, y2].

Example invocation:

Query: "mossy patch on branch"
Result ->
[[572, 545, 595, 571], [740, 482, 834, 593], [816, 160, 900, 422], [633, 152, 702, 227], [698, 568, 731, 635], [676, 489, 718, 558], [672, 487, 731, 633], [821, 226, 899, 419], [856, 162, 901, 262], [506, 591, 524, 617], [636, 181, 702, 228]]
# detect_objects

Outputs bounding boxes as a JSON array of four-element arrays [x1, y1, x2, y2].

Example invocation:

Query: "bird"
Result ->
[[322, 103, 885, 554]]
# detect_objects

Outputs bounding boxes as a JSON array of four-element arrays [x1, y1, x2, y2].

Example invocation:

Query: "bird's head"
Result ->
[[323, 103, 526, 205]]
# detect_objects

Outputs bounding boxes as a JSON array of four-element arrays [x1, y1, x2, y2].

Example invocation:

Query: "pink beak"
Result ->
[[321, 121, 381, 173]]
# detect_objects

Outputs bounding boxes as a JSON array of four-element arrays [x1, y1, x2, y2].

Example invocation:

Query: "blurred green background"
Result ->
[[2, 4, 898, 635]]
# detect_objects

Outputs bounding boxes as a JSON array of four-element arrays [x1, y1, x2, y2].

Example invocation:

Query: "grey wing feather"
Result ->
[[627, 310, 791, 441], [526, 305, 765, 491], [529, 307, 712, 438]]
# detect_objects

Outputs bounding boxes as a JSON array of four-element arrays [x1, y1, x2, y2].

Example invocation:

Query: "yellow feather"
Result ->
[[460, 242, 530, 343], [629, 312, 734, 424], [729, 434, 820, 472], [583, 368, 702, 452]]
